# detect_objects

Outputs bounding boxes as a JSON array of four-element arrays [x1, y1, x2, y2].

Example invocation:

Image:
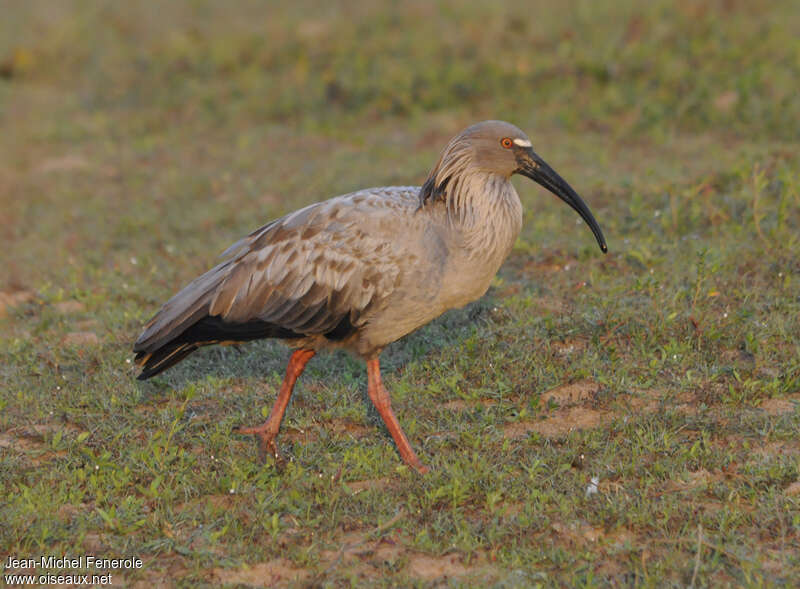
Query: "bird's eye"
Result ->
[[500, 137, 513, 149]]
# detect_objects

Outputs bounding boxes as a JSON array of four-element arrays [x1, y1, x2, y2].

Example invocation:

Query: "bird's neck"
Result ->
[[446, 172, 523, 261]]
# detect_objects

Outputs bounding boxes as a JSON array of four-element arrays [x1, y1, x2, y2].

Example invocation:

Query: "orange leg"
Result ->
[[366, 357, 429, 474], [235, 349, 315, 460]]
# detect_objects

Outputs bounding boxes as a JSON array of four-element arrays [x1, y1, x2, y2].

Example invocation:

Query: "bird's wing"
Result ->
[[210, 188, 418, 334], [133, 188, 419, 354]]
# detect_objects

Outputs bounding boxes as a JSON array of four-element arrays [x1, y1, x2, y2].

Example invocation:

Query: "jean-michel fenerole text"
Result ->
[[4, 555, 144, 570]]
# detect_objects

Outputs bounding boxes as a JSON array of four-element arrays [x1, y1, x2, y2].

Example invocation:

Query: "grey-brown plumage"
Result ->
[[134, 120, 607, 472]]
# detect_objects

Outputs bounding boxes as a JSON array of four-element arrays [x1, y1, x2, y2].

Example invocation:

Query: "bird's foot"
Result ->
[[233, 423, 283, 465], [413, 462, 430, 474], [404, 452, 430, 474]]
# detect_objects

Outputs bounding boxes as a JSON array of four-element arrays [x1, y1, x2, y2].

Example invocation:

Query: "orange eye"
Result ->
[[501, 137, 513, 149]]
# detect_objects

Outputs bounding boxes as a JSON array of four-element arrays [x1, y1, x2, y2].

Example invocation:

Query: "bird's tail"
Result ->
[[133, 260, 229, 379], [134, 341, 200, 380], [133, 260, 302, 379], [135, 260, 232, 351], [134, 315, 302, 379]]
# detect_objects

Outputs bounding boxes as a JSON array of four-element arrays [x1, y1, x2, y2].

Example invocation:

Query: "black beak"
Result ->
[[517, 149, 607, 253]]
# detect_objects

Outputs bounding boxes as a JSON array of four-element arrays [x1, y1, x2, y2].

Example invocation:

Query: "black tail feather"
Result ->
[[136, 344, 199, 380], [135, 316, 304, 379]]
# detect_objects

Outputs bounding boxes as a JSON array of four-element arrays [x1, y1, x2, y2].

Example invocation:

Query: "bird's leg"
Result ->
[[366, 357, 429, 474], [235, 349, 315, 461]]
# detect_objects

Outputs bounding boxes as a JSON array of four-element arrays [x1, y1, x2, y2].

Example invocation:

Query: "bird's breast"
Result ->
[[353, 192, 521, 355], [436, 184, 523, 308]]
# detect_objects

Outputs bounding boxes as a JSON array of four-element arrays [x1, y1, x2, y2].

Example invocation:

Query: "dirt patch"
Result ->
[[54, 300, 85, 314], [720, 348, 756, 370], [329, 419, 373, 439], [406, 553, 472, 580], [57, 503, 90, 522], [320, 533, 405, 570], [0, 423, 86, 465], [622, 388, 700, 416], [62, 331, 101, 345], [276, 425, 316, 443], [310, 520, 498, 583], [0, 288, 37, 318], [504, 407, 609, 439], [1, 432, 54, 464], [551, 338, 588, 357], [370, 539, 406, 565], [550, 521, 639, 558], [759, 396, 799, 416], [0, 432, 66, 465], [624, 390, 660, 412], [531, 295, 568, 314], [673, 403, 698, 416], [502, 380, 610, 439], [541, 379, 600, 406], [711, 436, 800, 460], [28, 449, 67, 465], [751, 440, 800, 458], [0, 432, 46, 452], [666, 468, 719, 491], [212, 558, 309, 587], [35, 154, 91, 174], [176, 493, 237, 514], [441, 398, 499, 411], [82, 532, 108, 553], [29, 422, 84, 436], [551, 520, 605, 545], [670, 390, 700, 415], [123, 556, 190, 589], [344, 477, 391, 494], [440, 380, 600, 413], [784, 481, 800, 496]]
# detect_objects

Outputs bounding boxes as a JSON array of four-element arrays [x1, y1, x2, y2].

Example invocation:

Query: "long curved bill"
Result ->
[[518, 149, 607, 253]]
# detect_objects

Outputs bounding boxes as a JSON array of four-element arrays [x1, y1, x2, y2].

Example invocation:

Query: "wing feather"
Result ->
[[135, 187, 418, 358], [209, 190, 408, 334]]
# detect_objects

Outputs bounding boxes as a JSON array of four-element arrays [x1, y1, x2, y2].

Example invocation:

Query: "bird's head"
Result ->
[[420, 120, 607, 253]]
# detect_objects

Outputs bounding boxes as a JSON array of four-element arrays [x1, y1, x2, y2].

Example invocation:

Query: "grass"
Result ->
[[1, 0, 799, 586]]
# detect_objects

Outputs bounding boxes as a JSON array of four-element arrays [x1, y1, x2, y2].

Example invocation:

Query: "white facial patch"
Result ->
[[513, 138, 532, 147]]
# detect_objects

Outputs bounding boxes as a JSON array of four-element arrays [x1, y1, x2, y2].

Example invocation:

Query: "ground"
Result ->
[[1, 0, 799, 587]]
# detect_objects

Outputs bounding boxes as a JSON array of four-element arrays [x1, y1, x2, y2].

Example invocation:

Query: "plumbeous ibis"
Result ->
[[134, 120, 607, 473]]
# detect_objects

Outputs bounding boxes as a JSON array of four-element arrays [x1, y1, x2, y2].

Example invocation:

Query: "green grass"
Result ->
[[1, 0, 799, 586]]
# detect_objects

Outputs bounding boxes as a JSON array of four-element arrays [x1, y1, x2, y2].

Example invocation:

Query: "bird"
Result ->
[[133, 120, 607, 473]]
